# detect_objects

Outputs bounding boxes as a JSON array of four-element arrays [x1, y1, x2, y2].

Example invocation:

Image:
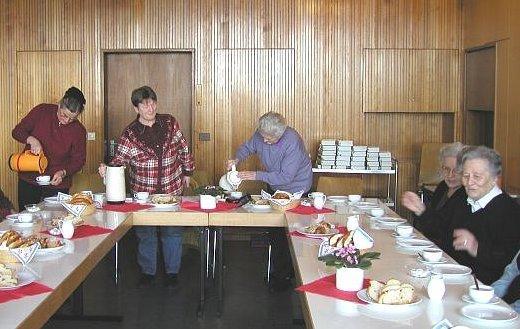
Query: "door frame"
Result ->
[[100, 48, 196, 161]]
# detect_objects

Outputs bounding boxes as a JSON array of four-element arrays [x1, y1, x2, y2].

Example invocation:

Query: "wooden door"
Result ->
[[104, 52, 193, 161]]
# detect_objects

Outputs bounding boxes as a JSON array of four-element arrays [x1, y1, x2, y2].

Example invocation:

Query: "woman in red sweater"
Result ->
[[12, 87, 87, 210]]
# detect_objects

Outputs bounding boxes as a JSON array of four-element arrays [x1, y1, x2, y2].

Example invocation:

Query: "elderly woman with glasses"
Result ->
[[402, 142, 467, 244], [443, 146, 520, 284], [227, 111, 313, 291], [12, 87, 87, 210]]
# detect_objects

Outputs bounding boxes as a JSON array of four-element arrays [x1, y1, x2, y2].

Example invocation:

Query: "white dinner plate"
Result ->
[[150, 202, 179, 209], [462, 294, 500, 305], [296, 228, 339, 239], [417, 256, 448, 265], [245, 203, 272, 211], [461, 304, 518, 323], [328, 196, 349, 203], [0, 267, 37, 290], [375, 217, 407, 226], [354, 201, 378, 207], [35, 239, 66, 256], [392, 232, 416, 239], [356, 288, 422, 307], [44, 196, 61, 204], [431, 264, 472, 278], [396, 239, 434, 249], [11, 220, 37, 228]]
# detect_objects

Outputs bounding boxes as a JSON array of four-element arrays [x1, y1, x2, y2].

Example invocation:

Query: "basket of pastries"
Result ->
[[269, 191, 301, 211], [0, 230, 39, 263], [63, 192, 96, 216], [50, 214, 84, 228], [0, 263, 18, 287]]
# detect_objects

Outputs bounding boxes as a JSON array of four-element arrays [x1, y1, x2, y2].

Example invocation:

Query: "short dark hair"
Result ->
[[59, 86, 85, 113], [131, 86, 157, 107]]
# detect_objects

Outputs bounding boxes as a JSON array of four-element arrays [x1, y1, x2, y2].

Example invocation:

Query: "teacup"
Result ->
[[370, 207, 385, 217], [469, 284, 494, 303], [348, 194, 362, 203], [395, 224, 413, 237], [17, 213, 34, 223], [25, 203, 41, 212], [93, 193, 106, 208], [36, 175, 51, 183], [134, 191, 150, 201], [421, 248, 443, 262]]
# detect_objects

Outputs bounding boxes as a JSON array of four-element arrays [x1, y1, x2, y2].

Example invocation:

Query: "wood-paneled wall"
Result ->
[[463, 0, 520, 194], [0, 0, 463, 212]]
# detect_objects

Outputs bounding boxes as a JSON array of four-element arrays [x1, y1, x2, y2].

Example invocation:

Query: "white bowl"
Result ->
[[395, 224, 414, 237], [370, 207, 385, 217], [17, 213, 34, 223], [469, 285, 494, 303], [348, 194, 362, 203], [422, 248, 443, 262]]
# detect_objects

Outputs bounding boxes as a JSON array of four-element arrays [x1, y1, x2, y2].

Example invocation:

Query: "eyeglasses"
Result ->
[[58, 107, 79, 123], [441, 166, 459, 176]]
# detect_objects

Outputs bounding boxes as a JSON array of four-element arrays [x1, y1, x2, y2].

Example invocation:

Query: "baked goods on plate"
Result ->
[[357, 279, 420, 306]]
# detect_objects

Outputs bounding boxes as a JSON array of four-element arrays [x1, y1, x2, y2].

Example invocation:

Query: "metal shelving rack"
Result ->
[[312, 158, 399, 209]]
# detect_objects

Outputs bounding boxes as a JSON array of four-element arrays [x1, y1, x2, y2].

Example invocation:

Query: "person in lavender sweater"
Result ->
[[227, 111, 313, 291]]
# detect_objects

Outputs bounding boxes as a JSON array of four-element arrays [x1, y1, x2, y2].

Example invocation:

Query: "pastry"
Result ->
[[367, 279, 416, 305]]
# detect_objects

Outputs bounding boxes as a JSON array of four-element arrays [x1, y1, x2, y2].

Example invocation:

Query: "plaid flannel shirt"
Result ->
[[110, 114, 194, 195]]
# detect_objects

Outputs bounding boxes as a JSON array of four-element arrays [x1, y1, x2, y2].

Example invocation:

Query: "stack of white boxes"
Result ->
[[315, 139, 393, 171]]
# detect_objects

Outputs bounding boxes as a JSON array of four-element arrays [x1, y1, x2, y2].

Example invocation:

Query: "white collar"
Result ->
[[467, 185, 502, 213]]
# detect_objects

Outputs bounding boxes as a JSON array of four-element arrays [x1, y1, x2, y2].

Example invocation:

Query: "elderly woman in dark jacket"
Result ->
[[402, 142, 467, 245], [443, 146, 520, 284]]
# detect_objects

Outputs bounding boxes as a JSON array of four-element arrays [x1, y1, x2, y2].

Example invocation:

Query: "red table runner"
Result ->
[[0, 282, 53, 304], [42, 225, 113, 240], [287, 205, 335, 215], [289, 226, 348, 239], [180, 201, 239, 213], [296, 274, 369, 304], [102, 202, 153, 213]]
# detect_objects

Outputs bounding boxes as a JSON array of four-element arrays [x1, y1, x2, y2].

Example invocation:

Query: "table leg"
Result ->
[[216, 227, 224, 317], [197, 226, 207, 318], [114, 241, 119, 285]]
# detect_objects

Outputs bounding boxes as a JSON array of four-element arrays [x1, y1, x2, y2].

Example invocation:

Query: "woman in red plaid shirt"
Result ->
[[99, 86, 194, 287]]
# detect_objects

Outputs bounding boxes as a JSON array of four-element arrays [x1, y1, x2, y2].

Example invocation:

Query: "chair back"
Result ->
[[418, 143, 449, 191], [70, 172, 105, 194]]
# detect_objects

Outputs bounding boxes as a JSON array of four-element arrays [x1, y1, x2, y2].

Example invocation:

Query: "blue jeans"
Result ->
[[134, 226, 183, 275]]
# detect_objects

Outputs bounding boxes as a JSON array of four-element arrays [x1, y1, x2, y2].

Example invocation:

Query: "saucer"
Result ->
[[462, 294, 500, 305], [417, 256, 448, 264], [392, 232, 416, 239], [36, 181, 51, 186]]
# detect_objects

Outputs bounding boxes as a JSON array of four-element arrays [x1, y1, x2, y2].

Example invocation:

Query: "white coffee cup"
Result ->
[[348, 194, 362, 203], [93, 193, 106, 208], [134, 191, 149, 201], [36, 175, 51, 183], [469, 284, 494, 303], [17, 213, 34, 223], [395, 224, 414, 237], [200, 195, 217, 209], [58, 219, 75, 239], [422, 248, 443, 262], [312, 192, 327, 210], [370, 207, 385, 217]]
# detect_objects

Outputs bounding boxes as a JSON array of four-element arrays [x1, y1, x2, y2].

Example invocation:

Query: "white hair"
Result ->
[[457, 145, 502, 177], [257, 112, 287, 139]]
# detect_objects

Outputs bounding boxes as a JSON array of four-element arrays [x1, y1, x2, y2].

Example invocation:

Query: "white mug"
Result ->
[[58, 219, 75, 239], [93, 193, 106, 208], [17, 213, 34, 223], [133, 191, 150, 201], [312, 192, 327, 210], [346, 215, 360, 231]]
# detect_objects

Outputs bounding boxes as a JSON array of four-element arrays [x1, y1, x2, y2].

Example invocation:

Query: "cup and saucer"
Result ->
[[36, 175, 51, 186]]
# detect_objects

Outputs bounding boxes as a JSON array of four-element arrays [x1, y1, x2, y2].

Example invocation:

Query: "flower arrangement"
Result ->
[[318, 243, 380, 270]]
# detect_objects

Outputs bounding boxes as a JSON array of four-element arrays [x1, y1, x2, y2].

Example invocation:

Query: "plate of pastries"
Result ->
[[298, 220, 339, 238], [50, 214, 84, 228], [0, 263, 37, 290], [357, 278, 421, 306], [150, 194, 179, 208]]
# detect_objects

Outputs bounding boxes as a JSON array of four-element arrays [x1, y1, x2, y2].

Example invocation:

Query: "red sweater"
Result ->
[[12, 103, 87, 189]]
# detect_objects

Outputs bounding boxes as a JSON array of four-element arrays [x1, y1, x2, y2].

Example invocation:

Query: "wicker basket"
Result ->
[[0, 250, 19, 263], [269, 199, 300, 211]]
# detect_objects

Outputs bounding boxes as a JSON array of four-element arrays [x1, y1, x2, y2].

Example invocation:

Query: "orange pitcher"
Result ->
[[9, 150, 48, 174]]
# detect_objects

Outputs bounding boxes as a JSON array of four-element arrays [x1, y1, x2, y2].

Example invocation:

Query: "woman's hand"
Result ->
[[26, 136, 43, 155], [453, 229, 478, 257], [226, 159, 239, 170], [50, 170, 66, 186], [238, 171, 256, 180], [98, 163, 107, 178], [401, 191, 426, 216]]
